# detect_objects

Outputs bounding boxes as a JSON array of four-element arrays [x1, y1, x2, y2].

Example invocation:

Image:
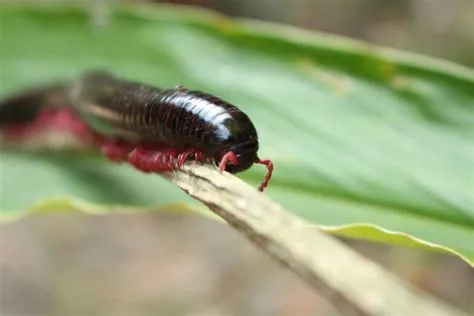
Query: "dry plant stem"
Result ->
[[162, 162, 466, 316]]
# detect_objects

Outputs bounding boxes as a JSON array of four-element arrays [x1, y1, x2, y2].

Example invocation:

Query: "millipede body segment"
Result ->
[[0, 71, 274, 191], [0, 83, 67, 128]]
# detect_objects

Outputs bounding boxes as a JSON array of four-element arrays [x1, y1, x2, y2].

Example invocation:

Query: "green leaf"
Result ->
[[1, 4, 473, 265]]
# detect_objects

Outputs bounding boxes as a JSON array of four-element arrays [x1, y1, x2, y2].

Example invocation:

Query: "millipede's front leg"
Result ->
[[218, 151, 239, 172]]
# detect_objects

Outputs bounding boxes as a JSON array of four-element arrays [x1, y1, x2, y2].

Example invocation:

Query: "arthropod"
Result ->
[[69, 71, 273, 191], [1, 71, 274, 191]]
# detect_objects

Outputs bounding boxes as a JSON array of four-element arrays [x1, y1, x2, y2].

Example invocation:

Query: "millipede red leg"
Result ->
[[255, 158, 274, 192], [218, 151, 239, 172], [129, 147, 174, 173], [128, 147, 204, 173], [100, 140, 135, 162]]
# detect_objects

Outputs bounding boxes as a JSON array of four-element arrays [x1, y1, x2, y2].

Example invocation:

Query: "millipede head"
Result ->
[[217, 140, 258, 174], [217, 152, 274, 192], [255, 158, 273, 192], [218, 151, 240, 172]]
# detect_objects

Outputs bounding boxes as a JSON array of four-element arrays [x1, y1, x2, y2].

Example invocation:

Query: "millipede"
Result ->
[[0, 71, 274, 192]]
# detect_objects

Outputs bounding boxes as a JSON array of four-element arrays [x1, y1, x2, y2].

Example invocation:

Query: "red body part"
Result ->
[[102, 142, 273, 192], [3, 107, 273, 192], [2, 107, 91, 141]]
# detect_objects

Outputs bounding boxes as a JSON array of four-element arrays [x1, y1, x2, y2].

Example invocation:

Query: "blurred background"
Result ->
[[1, 0, 473, 315]]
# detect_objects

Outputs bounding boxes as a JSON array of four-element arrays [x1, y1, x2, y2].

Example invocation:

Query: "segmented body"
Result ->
[[0, 71, 274, 191], [69, 71, 265, 174]]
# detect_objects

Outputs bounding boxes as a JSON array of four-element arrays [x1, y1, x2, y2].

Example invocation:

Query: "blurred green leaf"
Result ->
[[0, 4, 473, 265]]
